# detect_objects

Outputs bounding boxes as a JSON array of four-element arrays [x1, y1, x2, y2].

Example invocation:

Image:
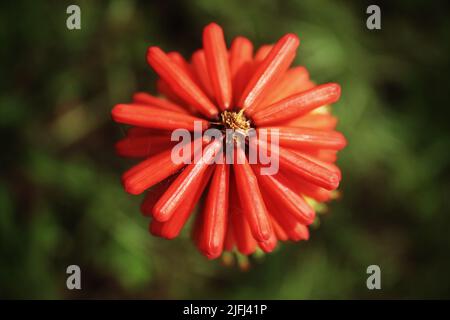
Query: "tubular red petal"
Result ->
[[203, 23, 232, 110], [140, 176, 176, 216], [260, 127, 347, 150], [288, 224, 309, 241], [153, 165, 214, 239], [142, 193, 161, 217], [276, 166, 334, 201], [147, 46, 218, 118], [149, 218, 164, 237], [287, 223, 309, 241], [315, 149, 338, 162], [191, 50, 215, 99], [233, 145, 273, 242], [239, 34, 300, 115], [198, 160, 230, 259], [282, 113, 338, 130], [255, 139, 340, 190], [229, 36, 254, 106], [126, 127, 161, 137], [167, 51, 198, 81], [232, 211, 257, 255], [122, 144, 195, 195], [112, 104, 209, 131], [168, 51, 208, 100], [253, 165, 316, 225], [230, 174, 257, 255], [152, 139, 222, 222], [223, 217, 235, 251], [156, 78, 188, 107], [258, 230, 277, 253], [259, 66, 312, 107], [253, 44, 273, 65], [263, 190, 309, 242], [191, 203, 205, 247], [252, 83, 341, 126], [271, 216, 289, 241], [115, 135, 175, 158], [278, 146, 340, 190], [291, 150, 342, 180], [283, 174, 333, 202], [132, 92, 190, 114]]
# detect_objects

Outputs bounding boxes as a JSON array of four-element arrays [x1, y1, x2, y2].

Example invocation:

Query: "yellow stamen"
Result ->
[[220, 109, 251, 132]]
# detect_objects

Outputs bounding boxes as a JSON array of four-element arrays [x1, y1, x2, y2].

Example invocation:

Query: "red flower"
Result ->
[[112, 23, 346, 263]]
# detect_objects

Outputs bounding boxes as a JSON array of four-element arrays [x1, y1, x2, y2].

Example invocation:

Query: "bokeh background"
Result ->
[[1, 0, 450, 299]]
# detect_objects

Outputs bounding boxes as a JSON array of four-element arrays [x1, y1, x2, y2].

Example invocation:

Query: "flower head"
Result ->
[[112, 23, 346, 263]]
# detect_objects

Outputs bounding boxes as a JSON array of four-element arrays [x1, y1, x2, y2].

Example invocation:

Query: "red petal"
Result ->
[[132, 92, 190, 114], [191, 50, 215, 99], [282, 174, 333, 202], [167, 51, 198, 81], [152, 139, 222, 222], [149, 218, 163, 236], [147, 46, 219, 118], [233, 145, 273, 241], [112, 103, 209, 131], [230, 173, 257, 255], [255, 138, 340, 190], [126, 127, 161, 137], [291, 151, 342, 179], [279, 147, 340, 190], [313, 149, 338, 162], [258, 226, 277, 253], [223, 217, 235, 251], [259, 66, 311, 107], [239, 34, 300, 115], [191, 203, 205, 247], [253, 166, 316, 225], [203, 23, 233, 110], [140, 176, 176, 216], [198, 161, 230, 259], [168, 52, 209, 102], [253, 44, 273, 66], [156, 78, 188, 107], [252, 83, 341, 126], [122, 142, 197, 195], [229, 36, 254, 106], [150, 166, 214, 239], [282, 113, 338, 130], [260, 126, 347, 150], [263, 190, 309, 242], [271, 216, 288, 241], [233, 212, 257, 255], [115, 134, 175, 158]]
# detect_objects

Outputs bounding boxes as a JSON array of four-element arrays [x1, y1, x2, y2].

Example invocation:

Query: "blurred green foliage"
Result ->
[[1, 0, 450, 299]]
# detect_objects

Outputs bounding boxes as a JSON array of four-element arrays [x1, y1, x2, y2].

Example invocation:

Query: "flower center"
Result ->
[[220, 109, 251, 132]]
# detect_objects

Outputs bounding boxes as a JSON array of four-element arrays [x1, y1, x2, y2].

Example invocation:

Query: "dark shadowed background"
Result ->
[[1, 0, 450, 299]]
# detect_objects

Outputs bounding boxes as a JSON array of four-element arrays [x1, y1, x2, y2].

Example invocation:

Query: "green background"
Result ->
[[1, 0, 450, 299]]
